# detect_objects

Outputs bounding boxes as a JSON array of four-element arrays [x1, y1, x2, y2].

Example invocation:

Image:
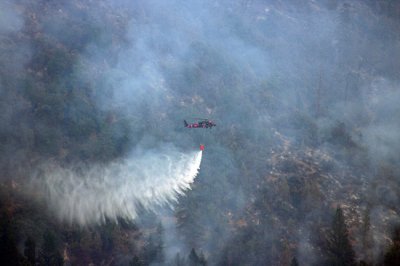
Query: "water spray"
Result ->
[[31, 147, 203, 226]]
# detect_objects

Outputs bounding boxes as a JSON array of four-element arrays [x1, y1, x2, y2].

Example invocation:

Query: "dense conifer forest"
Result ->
[[1, 0, 400, 265]]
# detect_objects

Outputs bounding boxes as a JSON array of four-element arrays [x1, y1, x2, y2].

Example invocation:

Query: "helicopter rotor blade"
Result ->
[[192, 118, 210, 120]]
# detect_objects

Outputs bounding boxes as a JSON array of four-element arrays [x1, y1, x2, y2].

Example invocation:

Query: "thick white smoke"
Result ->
[[31, 147, 202, 225]]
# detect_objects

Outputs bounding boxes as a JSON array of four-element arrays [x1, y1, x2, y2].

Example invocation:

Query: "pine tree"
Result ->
[[0, 211, 21, 266], [189, 248, 200, 266], [198, 250, 207, 266], [172, 252, 186, 266], [360, 206, 373, 263], [142, 223, 164, 265], [154, 222, 165, 263], [384, 227, 400, 266], [38, 230, 63, 266], [24, 236, 36, 265], [129, 255, 143, 266], [323, 206, 356, 266], [188, 248, 207, 266], [291, 257, 299, 266]]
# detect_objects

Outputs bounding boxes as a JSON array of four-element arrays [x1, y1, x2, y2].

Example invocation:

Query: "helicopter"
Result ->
[[184, 118, 216, 129]]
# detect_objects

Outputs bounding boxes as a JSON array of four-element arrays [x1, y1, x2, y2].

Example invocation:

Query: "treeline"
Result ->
[[0, 193, 210, 266], [216, 206, 399, 266], [1, 0, 400, 265], [5, 203, 400, 265], [0, 191, 163, 265]]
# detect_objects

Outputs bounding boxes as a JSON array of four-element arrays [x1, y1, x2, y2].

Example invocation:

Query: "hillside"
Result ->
[[1, 0, 400, 265]]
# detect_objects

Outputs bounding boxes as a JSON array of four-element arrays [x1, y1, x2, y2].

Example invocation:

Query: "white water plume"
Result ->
[[31, 147, 202, 225]]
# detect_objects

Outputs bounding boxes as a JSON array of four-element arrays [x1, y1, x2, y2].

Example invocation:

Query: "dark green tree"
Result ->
[[154, 222, 165, 263], [24, 236, 36, 265], [323, 207, 356, 266], [291, 256, 299, 266], [198, 251, 207, 266], [360, 206, 373, 263], [38, 230, 63, 266], [129, 255, 144, 266], [142, 223, 164, 265], [189, 248, 200, 266], [0, 214, 21, 266], [188, 248, 207, 266], [384, 227, 400, 266], [172, 252, 186, 266], [358, 260, 372, 266]]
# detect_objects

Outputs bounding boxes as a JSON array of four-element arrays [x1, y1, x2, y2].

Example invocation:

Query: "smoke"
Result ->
[[0, 0, 400, 264], [0, 1, 23, 34], [30, 146, 202, 225]]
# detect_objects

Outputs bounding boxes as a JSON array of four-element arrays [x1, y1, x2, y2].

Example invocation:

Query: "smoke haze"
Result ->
[[1, 0, 400, 264]]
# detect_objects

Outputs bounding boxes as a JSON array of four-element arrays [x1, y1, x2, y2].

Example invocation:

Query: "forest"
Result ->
[[1, 0, 400, 265]]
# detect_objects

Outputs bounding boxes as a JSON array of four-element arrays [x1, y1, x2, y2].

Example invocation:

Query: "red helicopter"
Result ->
[[184, 118, 216, 129]]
